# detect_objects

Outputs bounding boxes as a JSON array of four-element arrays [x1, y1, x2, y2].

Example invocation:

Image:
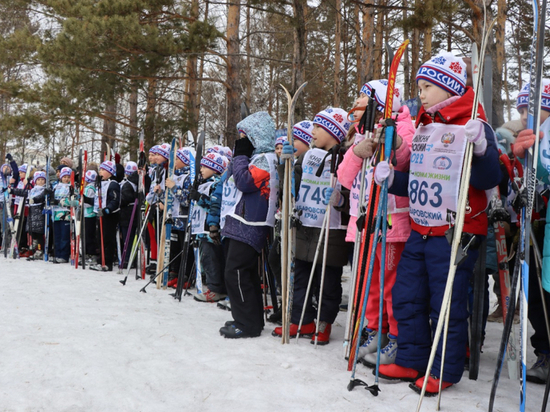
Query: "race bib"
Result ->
[[408, 123, 467, 227]]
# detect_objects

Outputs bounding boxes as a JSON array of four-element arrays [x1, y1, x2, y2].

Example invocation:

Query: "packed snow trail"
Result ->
[[0, 259, 545, 411]]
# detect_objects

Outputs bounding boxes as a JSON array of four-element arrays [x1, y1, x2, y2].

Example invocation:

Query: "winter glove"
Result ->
[[233, 137, 255, 158], [373, 160, 394, 187], [513, 129, 543, 159], [352, 138, 375, 159], [280, 141, 297, 160], [5, 153, 12, 162], [323, 187, 344, 207], [209, 225, 221, 245], [103, 207, 110, 215], [189, 187, 201, 201], [44, 188, 54, 197], [464, 119, 488, 156]]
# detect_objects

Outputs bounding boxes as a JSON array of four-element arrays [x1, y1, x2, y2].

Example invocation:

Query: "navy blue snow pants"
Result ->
[[392, 230, 480, 384]]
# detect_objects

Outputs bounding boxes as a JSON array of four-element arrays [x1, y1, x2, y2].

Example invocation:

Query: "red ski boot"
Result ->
[[378, 364, 423, 382], [272, 322, 316, 338]]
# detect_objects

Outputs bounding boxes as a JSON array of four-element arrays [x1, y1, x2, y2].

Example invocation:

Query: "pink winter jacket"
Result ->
[[337, 105, 415, 243]]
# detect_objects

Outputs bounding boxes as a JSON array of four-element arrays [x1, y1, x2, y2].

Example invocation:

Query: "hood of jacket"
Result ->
[[236, 111, 276, 155]]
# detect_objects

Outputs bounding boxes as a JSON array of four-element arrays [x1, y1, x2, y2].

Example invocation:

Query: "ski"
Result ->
[[517, 0, 547, 410], [468, 42, 485, 381], [11, 163, 32, 259], [156, 138, 177, 289], [279, 81, 307, 344], [347, 39, 409, 395], [174, 131, 204, 301], [343, 93, 377, 359], [69, 168, 76, 266], [1, 169, 16, 258], [44, 156, 51, 262], [96, 173, 107, 271]]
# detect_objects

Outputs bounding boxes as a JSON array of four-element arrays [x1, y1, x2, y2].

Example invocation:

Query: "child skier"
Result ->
[[51, 166, 73, 263], [12, 170, 47, 259], [337, 79, 415, 365], [119, 161, 139, 269], [91, 160, 121, 271], [82, 170, 98, 263], [272, 107, 351, 345], [190, 152, 229, 302], [14, 164, 33, 256], [375, 52, 501, 394], [165, 146, 195, 288], [218, 111, 279, 339], [510, 79, 550, 384]]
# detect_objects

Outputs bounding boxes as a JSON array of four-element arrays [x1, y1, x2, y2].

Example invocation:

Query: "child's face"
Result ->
[[312, 125, 335, 151], [352, 95, 370, 121], [200, 166, 216, 180], [61, 175, 70, 183], [418, 80, 452, 110], [175, 158, 186, 169], [275, 144, 283, 157], [35, 178, 46, 187], [99, 169, 111, 180], [294, 140, 309, 157], [19, 171, 26, 179], [518, 107, 550, 129], [148, 152, 156, 164]]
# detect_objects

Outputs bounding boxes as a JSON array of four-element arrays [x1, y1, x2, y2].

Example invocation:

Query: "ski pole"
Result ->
[[120, 204, 151, 285], [118, 199, 139, 273], [343, 93, 377, 358], [138, 248, 185, 292]]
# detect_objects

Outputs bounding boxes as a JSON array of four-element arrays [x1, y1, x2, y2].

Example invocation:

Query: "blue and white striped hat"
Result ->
[[516, 79, 550, 112], [85, 170, 97, 183], [206, 146, 233, 161], [124, 161, 138, 175], [312, 108, 350, 143], [360, 80, 403, 112], [200, 152, 229, 175], [293, 120, 314, 146], [59, 167, 72, 179], [33, 171, 46, 183], [99, 161, 116, 176], [176, 147, 196, 166], [416, 52, 467, 97], [156, 143, 171, 160]]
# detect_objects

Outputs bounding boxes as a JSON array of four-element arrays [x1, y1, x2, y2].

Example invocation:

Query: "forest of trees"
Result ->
[[0, 0, 546, 165]]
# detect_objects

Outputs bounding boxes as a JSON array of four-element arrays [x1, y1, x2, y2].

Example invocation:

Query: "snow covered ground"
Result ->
[[0, 258, 546, 412]]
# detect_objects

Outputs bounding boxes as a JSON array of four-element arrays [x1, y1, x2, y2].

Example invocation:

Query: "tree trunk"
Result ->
[[102, 102, 117, 159], [245, 1, 252, 110], [144, 79, 157, 150], [333, 0, 341, 106], [129, 84, 138, 161], [354, 4, 363, 93], [225, 0, 241, 149], [491, 0, 506, 127], [373, 0, 384, 80], [292, 0, 308, 120], [184, 0, 200, 138], [402, 0, 410, 99], [361, 2, 374, 85]]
